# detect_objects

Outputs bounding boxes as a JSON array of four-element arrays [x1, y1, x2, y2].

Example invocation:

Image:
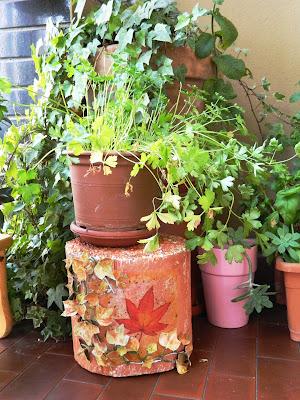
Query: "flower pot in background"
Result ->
[[93, 44, 117, 75], [69, 152, 160, 247], [199, 245, 257, 328], [0, 234, 13, 338], [276, 257, 300, 341], [161, 45, 215, 112]]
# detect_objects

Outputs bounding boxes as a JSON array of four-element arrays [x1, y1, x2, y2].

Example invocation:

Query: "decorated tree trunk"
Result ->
[[64, 235, 192, 377]]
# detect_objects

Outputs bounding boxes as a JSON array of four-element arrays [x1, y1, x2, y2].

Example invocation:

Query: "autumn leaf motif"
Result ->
[[116, 287, 170, 336], [106, 324, 130, 347], [72, 259, 87, 282], [94, 258, 116, 281], [74, 321, 100, 346], [159, 329, 181, 351], [92, 342, 108, 367], [62, 299, 85, 318], [94, 305, 114, 326]]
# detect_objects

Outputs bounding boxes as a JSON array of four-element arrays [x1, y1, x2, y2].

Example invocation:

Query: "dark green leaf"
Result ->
[[213, 54, 246, 80], [195, 33, 214, 59]]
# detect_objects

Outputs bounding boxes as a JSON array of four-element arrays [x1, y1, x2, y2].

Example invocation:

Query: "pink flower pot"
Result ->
[[199, 246, 257, 328]]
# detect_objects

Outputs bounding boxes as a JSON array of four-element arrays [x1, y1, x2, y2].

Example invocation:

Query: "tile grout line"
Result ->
[[41, 359, 76, 400], [200, 335, 218, 400], [255, 337, 259, 400], [96, 376, 112, 400], [148, 370, 161, 399], [257, 355, 300, 362]]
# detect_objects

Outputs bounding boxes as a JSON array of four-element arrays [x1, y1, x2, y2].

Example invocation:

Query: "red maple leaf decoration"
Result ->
[[116, 287, 170, 336]]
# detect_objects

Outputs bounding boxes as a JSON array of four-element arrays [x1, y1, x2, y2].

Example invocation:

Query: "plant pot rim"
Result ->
[[276, 257, 300, 273], [0, 234, 12, 252], [210, 239, 257, 250], [68, 151, 141, 165]]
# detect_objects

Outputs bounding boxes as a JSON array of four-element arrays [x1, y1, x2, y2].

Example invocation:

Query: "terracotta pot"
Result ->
[[64, 235, 192, 377], [276, 257, 300, 341], [69, 152, 160, 247], [0, 234, 13, 338], [93, 44, 215, 111], [161, 45, 215, 112], [200, 245, 257, 328], [274, 269, 286, 305], [93, 44, 118, 75]]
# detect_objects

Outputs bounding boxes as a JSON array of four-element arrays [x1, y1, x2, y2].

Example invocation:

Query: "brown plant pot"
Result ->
[[0, 234, 13, 339], [69, 152, 160, 247], [93, 44, 215, 111], [276, 257, 300, 341], [161, 45, 215, 112]]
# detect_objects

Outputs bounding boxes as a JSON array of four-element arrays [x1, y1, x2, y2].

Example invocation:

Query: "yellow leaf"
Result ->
[[159, 329, 181, 351], [72, 259, 87, 282], [94, 258, 116, 281], [92, 342, 107, 367], [143, 356, 154, 369], [126, 337, 140, 352], [94, 305, 114, 326], [74, 322, 99, 346], [175, 352, 190, 375], [90, 151, 103, 164], [146, 343, 158, 354], [106, 324, 129, 347], [103, 165, 112, 175]]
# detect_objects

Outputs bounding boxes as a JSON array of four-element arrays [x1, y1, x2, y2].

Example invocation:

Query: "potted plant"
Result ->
[[263, 184, 300, 341]]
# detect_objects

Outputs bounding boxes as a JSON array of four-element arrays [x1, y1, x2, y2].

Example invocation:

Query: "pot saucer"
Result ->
[[70, 221, 153, 247]]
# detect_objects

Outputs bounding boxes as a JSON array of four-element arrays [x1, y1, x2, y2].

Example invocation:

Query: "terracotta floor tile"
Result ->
[[215, 316, 258, 340], [101, 374, 159, 400], [193, 318, 219, 351], [205, 374, 256, 400], [212, 335, 256, 378], [10, 331, 54, 357], [258, 358, 300, 400], [45, 380, 103, 400], [0, 347, 35, 373], [0, 325, 31, 353], [0, 353, 75, 400], [47, 339, 74, 356], [0, 370, 18, 391], [258, 304, 288, 327], [258, 324, 300, 361], [64, 364, 110, 386], [155, 350, 210, 399], [151, 395, 186, 400]]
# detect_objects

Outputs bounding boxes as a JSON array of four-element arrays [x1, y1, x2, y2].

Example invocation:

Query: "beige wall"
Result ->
[[178, 0, 300, 133]]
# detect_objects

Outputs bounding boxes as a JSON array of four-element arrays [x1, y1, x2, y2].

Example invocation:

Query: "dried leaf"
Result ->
[[74, 321, 100, 346], [106, 324, 129, 346], [159, 329, 181, 351]]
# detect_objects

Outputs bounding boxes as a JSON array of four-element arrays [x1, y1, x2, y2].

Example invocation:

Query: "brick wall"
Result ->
[[0, 0, 70, 134]]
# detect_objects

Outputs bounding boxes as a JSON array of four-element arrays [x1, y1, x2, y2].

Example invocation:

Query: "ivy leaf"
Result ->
[[290, 92, 300, 103], [195, 33, 215, 59], [175, 13, 191, 31], [94, 0, 113, 25], [136, 50, 152, 71], [140, 212, 160, 230], [226, 245, 245, 263], [153, 24, 172, 43], [198, 189, 215, 212], [274, 92, 285, 101], [47, 284, 68, 311], [214, 12, 238, 50], [213, 54, 246, 80], [116, 28, 134, 50]]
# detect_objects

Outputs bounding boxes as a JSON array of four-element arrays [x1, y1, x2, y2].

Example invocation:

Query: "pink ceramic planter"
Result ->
[[200, 246, 257, 328]]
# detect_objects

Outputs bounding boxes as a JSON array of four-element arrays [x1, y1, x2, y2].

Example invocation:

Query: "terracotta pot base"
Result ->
[[70, 221, 153, 247], [64, 235, 192, 377]]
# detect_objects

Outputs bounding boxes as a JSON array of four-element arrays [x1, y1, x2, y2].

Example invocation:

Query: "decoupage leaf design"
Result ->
[[72, 259, 87, 282], [74, 322, 100, 346], [116, 287, 170, 336], [106, 324, 130, 346], [62, 299, 85, 318], [92, 342, 108, 367], [159, 329, 181, 351], [94, 305, 114, 326], [94, 258, 116, 281]]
